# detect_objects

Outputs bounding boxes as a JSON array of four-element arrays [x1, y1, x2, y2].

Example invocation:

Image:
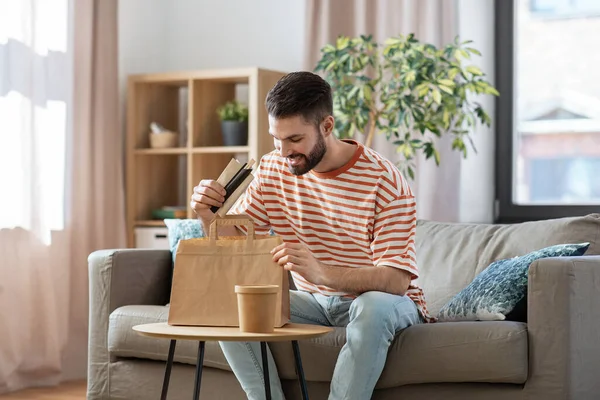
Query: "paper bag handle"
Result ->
[[209, 215, 255, 244]]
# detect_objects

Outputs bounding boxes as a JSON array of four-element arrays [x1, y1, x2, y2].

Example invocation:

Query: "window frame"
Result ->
[[494, 0, 599, 224]]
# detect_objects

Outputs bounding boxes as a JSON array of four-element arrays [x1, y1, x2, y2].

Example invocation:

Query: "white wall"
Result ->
[[119, 0, 306, 81], [164, 0, 306, 72], [118, 0, 171, 142]]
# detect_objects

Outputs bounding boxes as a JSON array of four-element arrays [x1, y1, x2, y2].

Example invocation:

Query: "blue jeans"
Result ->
[[219, 290, 422, 400]]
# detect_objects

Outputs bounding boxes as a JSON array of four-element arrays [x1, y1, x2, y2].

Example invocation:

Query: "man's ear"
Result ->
[[321, 115, 335, 137]]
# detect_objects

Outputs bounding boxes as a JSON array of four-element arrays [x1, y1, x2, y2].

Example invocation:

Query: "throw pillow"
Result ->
[[163, 219, 205, 263], [437, 242, 590, 322]]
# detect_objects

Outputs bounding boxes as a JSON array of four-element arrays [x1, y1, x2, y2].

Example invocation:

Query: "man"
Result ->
[[190, 71, 433, 400]]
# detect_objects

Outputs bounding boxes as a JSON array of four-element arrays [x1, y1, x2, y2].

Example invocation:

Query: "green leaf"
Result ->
[[448, 68, 460, 80], [407, 165, 415, 180], [349, 122, 357, 136], [438, 79, 455, 87], [438, 84, 453, 95], [417, 84, 429, 98], [466, 65, 483, 76], [432, 89, 442, 105], [481, 84, 500, 96], [466, 47, 481, 56], [455, 49, 469, 61], [451, 137, 468, 158], [433, 148, 440, 165], [323, 44, 336, 53], [384, 37, 402, 46], [405, 70, 416, 84], [443, 109, 450, 127], [339, 53, 350, 64], [337, 36, 350, 49], [348, 86, 360, 99], [466, 113, 475, 127], [363, 84, 373, 103], [467, 135, 478, 154], [410, 139, 423, 148]]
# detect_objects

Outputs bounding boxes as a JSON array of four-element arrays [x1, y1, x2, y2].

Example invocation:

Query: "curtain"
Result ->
[[0, 0, 125, 393], [304, 0, 495, 223]]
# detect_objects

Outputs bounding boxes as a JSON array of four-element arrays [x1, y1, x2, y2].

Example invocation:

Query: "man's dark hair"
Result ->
[[265, 71, 333, 127]]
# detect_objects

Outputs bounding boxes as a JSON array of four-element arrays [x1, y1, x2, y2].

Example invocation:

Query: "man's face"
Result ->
[[268, 115, 327, 176]]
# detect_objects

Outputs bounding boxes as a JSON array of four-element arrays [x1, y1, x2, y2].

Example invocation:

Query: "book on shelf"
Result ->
[[152, 206, 187, 219]]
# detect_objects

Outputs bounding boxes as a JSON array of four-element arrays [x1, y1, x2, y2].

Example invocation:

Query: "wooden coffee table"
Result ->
[[133, 322, 333, 400]]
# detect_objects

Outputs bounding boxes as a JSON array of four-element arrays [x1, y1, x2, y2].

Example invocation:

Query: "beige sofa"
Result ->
[[87, 214, 600, 400]]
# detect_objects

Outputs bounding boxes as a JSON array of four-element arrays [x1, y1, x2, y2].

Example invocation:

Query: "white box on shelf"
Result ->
[[135, 227, 170, 249]]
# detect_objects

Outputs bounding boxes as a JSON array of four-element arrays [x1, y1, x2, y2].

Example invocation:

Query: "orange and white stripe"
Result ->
[[230, 140, 435, 323]]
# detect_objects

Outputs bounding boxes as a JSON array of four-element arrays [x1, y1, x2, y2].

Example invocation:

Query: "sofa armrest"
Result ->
[[525, 255, 600, 400], [89, 249, 172, 314], [87, 249, 172, 400]]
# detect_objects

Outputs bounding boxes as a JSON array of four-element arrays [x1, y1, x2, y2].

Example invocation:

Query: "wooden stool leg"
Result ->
[[161, 340, 177, 400], [292, 340, 309, 400], [193, 341, 205, 400], [260, 342, 272, 400]]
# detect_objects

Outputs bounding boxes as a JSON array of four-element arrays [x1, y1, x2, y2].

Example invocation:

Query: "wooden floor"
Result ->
[[0, 381, 86, 399]]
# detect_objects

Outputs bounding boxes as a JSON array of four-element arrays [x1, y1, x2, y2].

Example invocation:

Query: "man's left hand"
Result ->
[[271, 242, 327, 286]]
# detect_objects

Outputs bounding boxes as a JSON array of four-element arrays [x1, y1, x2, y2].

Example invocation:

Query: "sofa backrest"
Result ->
[[414, 213, 600, 317]]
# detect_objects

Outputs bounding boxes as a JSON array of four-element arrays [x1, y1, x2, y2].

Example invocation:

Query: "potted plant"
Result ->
[[217, 100, 249, 146], [314, 33, 499, 179]]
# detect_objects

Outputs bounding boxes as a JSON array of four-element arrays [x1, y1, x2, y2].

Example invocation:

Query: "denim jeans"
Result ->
[[219, 290, 422, 400]]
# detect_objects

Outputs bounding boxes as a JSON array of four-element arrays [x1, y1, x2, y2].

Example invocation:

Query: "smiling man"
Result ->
[[190, 71, 434, 400]]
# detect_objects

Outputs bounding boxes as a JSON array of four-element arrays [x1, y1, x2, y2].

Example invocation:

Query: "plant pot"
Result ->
[[221, 120, 248, 146], [235, 284, 278, 333]]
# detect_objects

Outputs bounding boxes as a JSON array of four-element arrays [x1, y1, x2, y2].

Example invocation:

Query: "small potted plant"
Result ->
[[217, 100, 249, 146]]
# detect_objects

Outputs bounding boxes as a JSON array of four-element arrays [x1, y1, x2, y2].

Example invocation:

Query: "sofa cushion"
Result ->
[[163, 219, 204, 263], [271, 320, 528, 387], [109, 305, 527, 386], [437, 242, 590, 321], [108, 305, 232, 371], [415, 213, 600, 316]]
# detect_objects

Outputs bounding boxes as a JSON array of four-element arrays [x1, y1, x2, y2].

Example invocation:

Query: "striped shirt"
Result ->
[[230, 140, 434, 323]]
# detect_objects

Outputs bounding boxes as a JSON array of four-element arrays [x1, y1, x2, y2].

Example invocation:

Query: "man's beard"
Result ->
[[286, 133, 327, 176]]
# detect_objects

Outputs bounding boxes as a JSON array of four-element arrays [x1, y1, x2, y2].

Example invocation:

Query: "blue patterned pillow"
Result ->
[[437, 242, 590, 322], [163, 219, 205, 263]]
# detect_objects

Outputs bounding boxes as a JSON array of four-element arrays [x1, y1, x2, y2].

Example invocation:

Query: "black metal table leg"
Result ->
[[193, 341, 205, 400], [161, 340, 177, 400], [260, 342, 272, 400], [292, 340, 309, 400]]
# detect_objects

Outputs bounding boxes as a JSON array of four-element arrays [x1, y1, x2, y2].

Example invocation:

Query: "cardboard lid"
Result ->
[[234, 285, 279, 294]]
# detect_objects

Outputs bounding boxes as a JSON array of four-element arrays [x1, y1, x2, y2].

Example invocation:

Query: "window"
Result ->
[[530, 0, 600, 18], [0, 0, 70, 242], [495, 0, 600, 222]]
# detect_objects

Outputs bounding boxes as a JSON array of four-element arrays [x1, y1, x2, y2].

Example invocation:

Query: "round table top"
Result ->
[[132, 322, 334, 342]]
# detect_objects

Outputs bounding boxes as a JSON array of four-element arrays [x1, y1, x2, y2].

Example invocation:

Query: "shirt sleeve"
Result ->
[[227, 163, 272, 236], [371, 194, 418, 280]]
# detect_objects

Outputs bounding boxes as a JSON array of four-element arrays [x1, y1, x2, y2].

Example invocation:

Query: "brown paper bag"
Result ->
[[168, 215, 290, 327]]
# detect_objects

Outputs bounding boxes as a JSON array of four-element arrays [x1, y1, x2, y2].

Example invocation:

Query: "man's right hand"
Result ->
[[190, 180, 227, 215]]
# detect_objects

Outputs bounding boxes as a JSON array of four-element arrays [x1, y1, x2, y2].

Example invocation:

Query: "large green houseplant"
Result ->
[[314, 34, 499, 179]]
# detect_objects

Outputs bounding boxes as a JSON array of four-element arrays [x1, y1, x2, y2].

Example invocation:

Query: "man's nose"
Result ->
[[279, 143, 291, 157]]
